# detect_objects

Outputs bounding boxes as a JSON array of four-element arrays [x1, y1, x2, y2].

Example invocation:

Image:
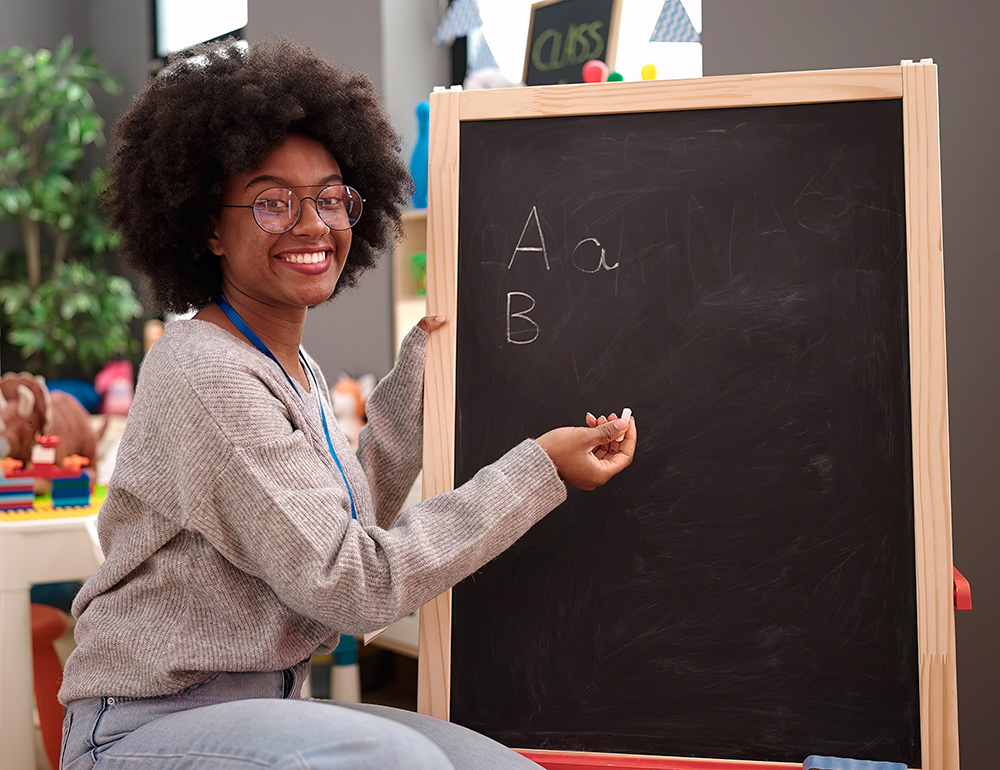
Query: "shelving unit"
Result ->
[[392, 208, 428, 352]]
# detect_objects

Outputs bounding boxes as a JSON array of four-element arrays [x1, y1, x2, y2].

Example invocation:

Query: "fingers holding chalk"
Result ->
[[617, 407, 632, 441], [586, 409, 633, 442]]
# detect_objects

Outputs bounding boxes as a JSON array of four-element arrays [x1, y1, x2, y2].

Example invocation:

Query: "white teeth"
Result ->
[[280, 251, 327, 265]]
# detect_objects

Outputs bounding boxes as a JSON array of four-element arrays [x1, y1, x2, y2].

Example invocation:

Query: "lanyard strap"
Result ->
[[301, 354, 357, 520], [214, 297, 357, 519]]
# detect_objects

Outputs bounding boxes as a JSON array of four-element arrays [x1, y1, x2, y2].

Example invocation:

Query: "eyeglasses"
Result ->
[[219, 184, 364, 234]]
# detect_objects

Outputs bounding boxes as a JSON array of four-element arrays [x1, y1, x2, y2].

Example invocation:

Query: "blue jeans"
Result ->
[[61, 661, 540, 769]]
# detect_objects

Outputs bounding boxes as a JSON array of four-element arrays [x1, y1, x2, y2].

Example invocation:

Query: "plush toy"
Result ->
[[330, 374, 376, 449], [0, 372, 101, 470]]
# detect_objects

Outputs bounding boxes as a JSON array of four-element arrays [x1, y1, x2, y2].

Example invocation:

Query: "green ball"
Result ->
[[608, 71, 624, 82]]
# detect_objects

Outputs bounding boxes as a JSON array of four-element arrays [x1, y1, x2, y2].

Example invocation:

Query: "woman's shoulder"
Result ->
[[135, 320, 300, 436], [141, 320, 273, 387], [150, 318, 250, 362]]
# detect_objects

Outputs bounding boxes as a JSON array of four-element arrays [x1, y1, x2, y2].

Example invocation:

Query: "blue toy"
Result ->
[[409, 100, 429, 209], [47, 379, 100, 412]]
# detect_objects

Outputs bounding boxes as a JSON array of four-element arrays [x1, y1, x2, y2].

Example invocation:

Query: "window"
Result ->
[[153, 0, 248, 59]]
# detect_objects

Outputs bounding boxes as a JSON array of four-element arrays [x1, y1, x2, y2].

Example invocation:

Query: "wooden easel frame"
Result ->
[[522, 0, 624, 85], [417, 62, 957, 770]]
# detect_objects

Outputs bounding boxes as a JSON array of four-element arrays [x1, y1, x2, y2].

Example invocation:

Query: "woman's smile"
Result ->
[[274, 248, 333, 273]]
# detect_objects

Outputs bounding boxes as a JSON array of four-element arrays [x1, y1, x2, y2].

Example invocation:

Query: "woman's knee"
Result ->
[[279, 721, 452, 769], [266, 700, 453, 769], [333, 702, 540, 769]]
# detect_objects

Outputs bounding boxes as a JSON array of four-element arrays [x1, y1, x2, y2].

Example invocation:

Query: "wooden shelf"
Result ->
[[392, 209, 428, 353], [366, 612, 419, 659]]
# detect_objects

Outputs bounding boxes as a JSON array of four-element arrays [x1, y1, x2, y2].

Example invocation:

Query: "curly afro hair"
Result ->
[[107, 37, 412, 314]]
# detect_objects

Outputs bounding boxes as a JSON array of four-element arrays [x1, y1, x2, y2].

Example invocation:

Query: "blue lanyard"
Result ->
[[214, 297, 357, 519]]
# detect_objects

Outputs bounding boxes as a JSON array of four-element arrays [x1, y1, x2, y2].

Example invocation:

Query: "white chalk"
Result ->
[[617, 407, 632, 441]]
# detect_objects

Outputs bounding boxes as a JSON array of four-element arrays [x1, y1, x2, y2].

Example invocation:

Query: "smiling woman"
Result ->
[[56, 36, 637, 770], [197, 133, 356, 370]]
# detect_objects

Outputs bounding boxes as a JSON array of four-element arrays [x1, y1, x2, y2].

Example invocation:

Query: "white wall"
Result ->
[[0, 0, 86, 50], [380, 0, 451, 165]]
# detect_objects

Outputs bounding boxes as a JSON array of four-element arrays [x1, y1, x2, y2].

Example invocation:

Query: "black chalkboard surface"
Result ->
[[450, 99, 920, 766]]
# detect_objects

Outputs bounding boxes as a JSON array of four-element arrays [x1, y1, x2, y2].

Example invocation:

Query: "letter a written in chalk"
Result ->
[[509, 206, 549, 270]]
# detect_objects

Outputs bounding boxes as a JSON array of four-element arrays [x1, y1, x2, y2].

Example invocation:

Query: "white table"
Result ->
[[0, 513, 103, 770]]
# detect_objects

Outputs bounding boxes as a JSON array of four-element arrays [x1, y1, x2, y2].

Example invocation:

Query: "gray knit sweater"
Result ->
[[59, 320, 566, 703]]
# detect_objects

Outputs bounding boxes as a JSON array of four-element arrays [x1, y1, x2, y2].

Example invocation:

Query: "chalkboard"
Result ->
[[523, 0, 622, 86], [450, 99, 921, 765]]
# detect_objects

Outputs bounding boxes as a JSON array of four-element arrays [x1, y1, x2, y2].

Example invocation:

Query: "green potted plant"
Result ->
[[0, 37, 142, 380]]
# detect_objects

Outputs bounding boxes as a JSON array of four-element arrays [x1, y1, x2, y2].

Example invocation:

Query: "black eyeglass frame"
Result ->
[[219, 184, 365, 234]]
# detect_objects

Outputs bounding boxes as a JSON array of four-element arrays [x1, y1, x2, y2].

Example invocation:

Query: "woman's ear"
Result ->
[[206, 216, 225, 256]]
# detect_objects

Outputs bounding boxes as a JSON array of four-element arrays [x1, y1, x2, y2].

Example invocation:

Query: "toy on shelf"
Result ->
[[410, 251, 427, 295], [94, 360, 134, 416], [331, 374, 376, 450], [582, 59, 609, 83], [409, 100, 429, 209]]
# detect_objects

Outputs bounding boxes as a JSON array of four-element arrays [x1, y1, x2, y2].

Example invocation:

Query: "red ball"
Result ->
[[582, 59, 609, 83]]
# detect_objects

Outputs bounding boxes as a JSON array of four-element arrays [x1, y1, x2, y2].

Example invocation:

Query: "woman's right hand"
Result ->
[[535, 413, 637, 491], [417, 315, 448, 333]]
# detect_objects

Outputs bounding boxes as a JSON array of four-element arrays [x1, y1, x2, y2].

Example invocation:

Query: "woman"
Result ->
[[58, 38, 636, 769]]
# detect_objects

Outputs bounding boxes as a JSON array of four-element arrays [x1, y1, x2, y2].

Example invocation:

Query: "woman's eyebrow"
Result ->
[[243, 173, 344, 191]]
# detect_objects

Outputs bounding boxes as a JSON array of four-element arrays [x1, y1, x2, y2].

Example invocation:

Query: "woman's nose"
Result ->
[[292, 197, 330, 235]]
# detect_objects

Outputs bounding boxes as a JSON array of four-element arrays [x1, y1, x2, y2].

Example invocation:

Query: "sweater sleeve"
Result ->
[[198, 432, 564, 634], [354, 325, 427, 529]]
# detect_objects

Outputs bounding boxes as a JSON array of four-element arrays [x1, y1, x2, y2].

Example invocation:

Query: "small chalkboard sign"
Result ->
[[523, 0, 623, 86], [418, 64, 958, 770]]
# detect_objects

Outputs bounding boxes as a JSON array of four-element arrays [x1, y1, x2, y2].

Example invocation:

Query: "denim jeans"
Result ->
[[61, 661, 540, 769]]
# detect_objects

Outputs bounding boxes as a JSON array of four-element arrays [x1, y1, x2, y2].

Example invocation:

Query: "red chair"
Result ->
[[31, 604, 68, 770]]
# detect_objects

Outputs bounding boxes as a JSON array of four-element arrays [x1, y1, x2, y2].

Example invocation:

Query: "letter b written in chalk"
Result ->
[[507, 291, 540, 345]]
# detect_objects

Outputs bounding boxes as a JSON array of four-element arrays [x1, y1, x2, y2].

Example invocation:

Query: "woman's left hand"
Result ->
[[417, 315, 448, 333]]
